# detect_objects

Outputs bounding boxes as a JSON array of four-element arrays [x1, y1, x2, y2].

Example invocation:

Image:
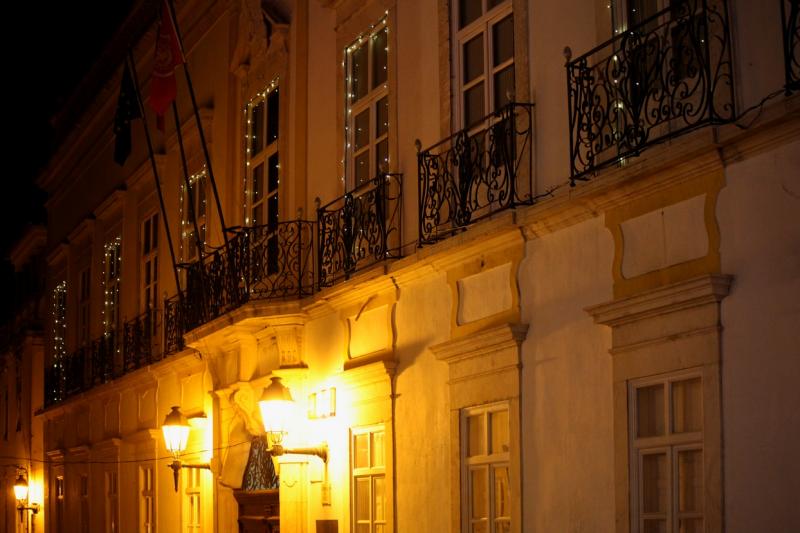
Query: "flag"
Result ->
[[149, 0, 185, 130], [113, 61, 142, 166]]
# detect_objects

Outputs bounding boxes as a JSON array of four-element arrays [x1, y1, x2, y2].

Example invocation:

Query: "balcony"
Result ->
[[783, 0, 799, 92], [417, 103, 534, 245], [45, 309, 162, 406], [566, 0, 735, 180], [317, 173, 403, 288]]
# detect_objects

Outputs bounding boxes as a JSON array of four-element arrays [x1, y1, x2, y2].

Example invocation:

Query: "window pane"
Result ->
[[472, 523, 488, 533], [678, 449, 703, 513], [467, 413, 485, 456], [643, 520, 667, 533], [464, 82, 485, 126], [355, 152, 371, 185], [489, 0, 506, 8], [470, 467, 487, 519], [355, 433, 369, 469], [372, 27, 388, 89], [268, 153, 279, 193], [268, 195, 279, 232], [372, 431, 385, 468], [493, 465, 510, 518], [679, 518, 703, 533], [355, 477, 370, 520], [463, 34, 484, 83], [376, 96, 389, 137], [267, 89, 279, 144], [494, 65, 514, 110], [495, 521, 511, 533], [492, 15, 514, 66], [637, 384, 665, 438], [641, 452, 668, 513], [354, 109, 370, 151], [459, 0, 482, 28], [373, 476, 386, 521], [251, 101, 264, 154], [672, 377, 702, 433], [252, 164, 263, 202], [356, 526, 370, 533], [350, 43, 368, 103], [489, 409, 509, 454], [375, 139, 389, 174]]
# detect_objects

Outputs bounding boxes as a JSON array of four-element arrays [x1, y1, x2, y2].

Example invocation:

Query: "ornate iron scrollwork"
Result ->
[[783, 0, 800, 92], [417, 103, 534, 245], [566, 0, 734, 181], [317, 173, 403, 288]]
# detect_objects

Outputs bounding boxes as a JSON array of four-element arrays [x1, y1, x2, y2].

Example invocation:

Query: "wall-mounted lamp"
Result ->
[[13, 467, 39, 523], [258, 376, 328, 462], [161, 406, 213, 492]]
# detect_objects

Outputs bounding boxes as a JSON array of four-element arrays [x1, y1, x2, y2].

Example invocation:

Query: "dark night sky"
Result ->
[[1, 1, 134, 319]]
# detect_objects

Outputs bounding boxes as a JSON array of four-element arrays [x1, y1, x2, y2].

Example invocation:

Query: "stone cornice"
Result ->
[[431, 323, 528, 364], [586, 274, 733, 327]]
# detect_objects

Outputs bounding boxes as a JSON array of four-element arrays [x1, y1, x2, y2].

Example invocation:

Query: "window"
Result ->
[[351, 425, 387, 533], [180, 169, 208, 262], [245, 85, 279, 228], [106, 470, 119, 533], [461, 403, 511, 533], [141, 213, 159, 347], [80, 474, 90, 533], [140, 466, 155, 533], [103, 238, 122, 339], [345, 21, 389, 188], [79, 268, 91, 347], [53, 280, 67, 361], [184, 467, 202, 531], [454, 0, 514, 128], [55, 475, 65, 533], [629, 371, 703, 533], [1, 386, 7, 441]]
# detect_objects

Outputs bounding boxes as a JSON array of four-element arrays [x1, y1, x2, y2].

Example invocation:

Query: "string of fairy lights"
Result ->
[[243, 77, 279, 226], [102, 237, 122, 353], [342, 12, 389, 186], [179, 166, 208, 259], [51, 281, 67, 371]]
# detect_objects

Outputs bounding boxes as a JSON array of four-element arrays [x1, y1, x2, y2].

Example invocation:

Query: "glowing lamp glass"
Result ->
[[161, 406, 191, 455], [258, 377, 295, 445], [13, 473, 28, 501]]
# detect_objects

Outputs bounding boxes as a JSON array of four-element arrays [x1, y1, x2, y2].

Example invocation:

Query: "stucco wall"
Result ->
[[718, 140, 800, 533]]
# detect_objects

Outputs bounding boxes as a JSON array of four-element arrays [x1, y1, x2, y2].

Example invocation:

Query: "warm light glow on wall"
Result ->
[[308, 387, 336, 419]]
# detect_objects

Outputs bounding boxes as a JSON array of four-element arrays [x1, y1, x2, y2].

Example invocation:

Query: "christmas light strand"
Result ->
[[179, 166, 208, 259], [243, 77, 279, 226], [102, 237, 122, 350]]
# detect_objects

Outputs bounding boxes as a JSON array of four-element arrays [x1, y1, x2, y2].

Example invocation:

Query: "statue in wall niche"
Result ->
[[230, 0, 289, 77]]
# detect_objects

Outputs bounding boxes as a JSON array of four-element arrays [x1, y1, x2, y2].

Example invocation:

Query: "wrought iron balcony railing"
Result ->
[[417, 103, 534, 245], [123, 308, 162, 371], [566, 0, 734, 180], [317, 173, 403, 288], [166, 220, 315, 345], [783, 0, 800, 92]]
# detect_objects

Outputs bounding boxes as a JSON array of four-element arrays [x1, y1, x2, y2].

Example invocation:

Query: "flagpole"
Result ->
[[126, 52, 185, 310], [165, 0, 230, 249], [171, 101, 209, 322]]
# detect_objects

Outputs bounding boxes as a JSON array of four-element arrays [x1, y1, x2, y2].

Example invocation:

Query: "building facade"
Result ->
[[3, 0, 799, 532]]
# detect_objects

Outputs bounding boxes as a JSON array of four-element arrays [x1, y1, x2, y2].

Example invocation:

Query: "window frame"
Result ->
[[351, 424, 388, 533], [140, 465, 155, 533], [106, 470, 119, 533], [452, 0, 514, 131], [180, 168, 208, 263], [103, 237, 123, 339], [244, 83, 280, 229], [460, 401, 511, 533], [345, 20, 390, 190], [628, 369, 704, 533], [78, 267, 91, 348], [183, 466, 202, 532]]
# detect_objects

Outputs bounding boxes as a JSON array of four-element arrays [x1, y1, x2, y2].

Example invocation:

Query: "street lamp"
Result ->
[[161, 406, 212, 491], [258, 376, 328, 462], [13, 467, 39, 523]]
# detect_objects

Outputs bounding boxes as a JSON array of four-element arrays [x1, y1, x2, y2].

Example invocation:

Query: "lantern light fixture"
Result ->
[[12, 467, 39, 523], [160, 406, 213, 492]]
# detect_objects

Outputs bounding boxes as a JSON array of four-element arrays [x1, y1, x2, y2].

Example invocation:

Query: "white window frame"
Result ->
[[140, 465, 155, 533], [460, 401, 511, 533], [351, 424, 388, 533], [79, 473, 90, 533], [106, 470, 119, 533], [629, 369, 704, 533], [103, 237, 122, 338], [345, 20, 390, 190], [453, 0, 514, 130], [245, 84, 280, 228], [55, 474, 65, 533], [78, 267, 91, 348], [183, 467, 202, 532], [180, 169, 208, 263]]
